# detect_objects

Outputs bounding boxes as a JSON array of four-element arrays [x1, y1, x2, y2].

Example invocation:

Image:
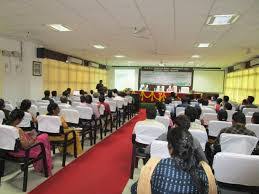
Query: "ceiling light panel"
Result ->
[[206, 14, 239, 25], [48, 24, 72, 31]]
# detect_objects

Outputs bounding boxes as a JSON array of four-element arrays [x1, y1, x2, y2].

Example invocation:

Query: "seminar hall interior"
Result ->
[[0, 1, 259, 194]]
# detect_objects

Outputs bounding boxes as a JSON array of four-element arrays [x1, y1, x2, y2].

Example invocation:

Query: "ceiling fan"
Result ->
[[132, 26, 150, 39]]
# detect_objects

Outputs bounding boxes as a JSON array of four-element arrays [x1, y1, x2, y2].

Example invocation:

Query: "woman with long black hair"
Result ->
[[131, 127, 216, 194]]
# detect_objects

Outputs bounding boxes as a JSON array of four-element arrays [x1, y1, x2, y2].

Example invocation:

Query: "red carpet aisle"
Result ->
[[29, 109, 146, 194]]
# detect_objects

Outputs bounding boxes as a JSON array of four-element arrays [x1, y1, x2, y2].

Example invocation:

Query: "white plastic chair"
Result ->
[[202, 107, 216, 115], [60, 109, 79, 124], [75, 106, 93, 120], [246, 123, 259, 137], [114, 99, 124, 109], [58, 104, 71, 110], [208, 121, 232, 137], [213, 152, 259, 187], [17, 112, 32, 128], [37, 102, 49, 107], [246, 116, 252, 124], [220, 133, 258, 155], [134, 122, 166, 145], [37, 100, 49, 104], [29, 104, 38, 117], [72, 101, 81, 107], [0, 125, 19, 150], [38, 106, 48, 115], [189, 129, 208, 151], [0, 110, 5, 124], [226, 110, 236, 122], [5, 104, 14, 112], [247, 112, 254, 116], [106, 101, 117, 113], [98, 104, 105, 116], [176, 107, 186, 116], [37, 115, 61, 133], [243, 108, 259, 116], [203, 113, 217, 126], [150, 140, 170, 159], [155, 116, 170, 129]]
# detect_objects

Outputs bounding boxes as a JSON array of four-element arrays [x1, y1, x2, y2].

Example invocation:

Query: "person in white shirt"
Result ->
[[185, 106, 206, 131], [133, 106, 166, 145], [60, 96, 71, 109]]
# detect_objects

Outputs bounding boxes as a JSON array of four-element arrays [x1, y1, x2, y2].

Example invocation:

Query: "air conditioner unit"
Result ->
[[250, 58, 259, 66], [89, 62, 99, 68], [67, 56, 83, 65], [233, 62, 246, 70]]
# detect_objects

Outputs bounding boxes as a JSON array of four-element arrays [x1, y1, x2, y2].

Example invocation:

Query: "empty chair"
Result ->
[[246, 123, 259, 137], [0, 110, 5, 124], [243, 108, 259, 116], [220, 133, 258, 155], [150, 140, 170, 158], [29, 104, 38, 117], [226, 110, 236, 122], [208, 121, 232, 137], [213, 152, 259, 188], [246, 116, 252, 124], [189, 129, 208, 151], [176, 107, 185, 116], [38, 106, 48, 115], [60, 109, 80, 125], [5, 103, 14, 112], [155, 116, 170, 129], [203, 113, 217, 126]]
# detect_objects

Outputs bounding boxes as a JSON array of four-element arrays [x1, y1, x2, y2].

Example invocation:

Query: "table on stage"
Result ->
[[132, 91, 201, 103]]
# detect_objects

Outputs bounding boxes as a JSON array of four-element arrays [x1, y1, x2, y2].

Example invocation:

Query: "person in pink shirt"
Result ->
[[215, 98, 222, 113], [97, 95, 111, 114]]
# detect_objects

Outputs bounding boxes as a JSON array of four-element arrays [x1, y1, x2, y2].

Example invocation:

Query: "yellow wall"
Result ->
[[224, 66, 259, 104], [43, 58, 107, 95]]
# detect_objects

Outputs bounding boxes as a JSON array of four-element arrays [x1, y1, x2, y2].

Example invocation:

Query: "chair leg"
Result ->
[[100, 119, 103, 140], [81, 130, 85, 150], [130, 144, 136, 179], [22, 162, 29, 192], [110, 114, 113, 133], [74, 134, 78, 158], [52, 145, 55, 155], [62, 141, 67, 167], [42, 153, 49, 177], [93, 129, 97, 144], [0, 160, 5, 184]]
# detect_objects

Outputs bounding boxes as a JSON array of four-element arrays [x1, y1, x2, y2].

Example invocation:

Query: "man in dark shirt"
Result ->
[[96, 80, 104, 93], [42, 90, 54, 103]]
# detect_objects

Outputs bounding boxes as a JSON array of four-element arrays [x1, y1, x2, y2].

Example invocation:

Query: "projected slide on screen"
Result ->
[[193, 70, 224, 93], [140, 71, 192, 86]]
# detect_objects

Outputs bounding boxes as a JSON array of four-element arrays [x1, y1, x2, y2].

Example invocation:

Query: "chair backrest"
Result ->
[[246, 116, 252, 124], [172, 101, 182, 106], [201, 107, 216, 114], [37, 100, 49, 104], [123, 98, 128, 106], [37, 102, 49, 107], [99, 104, 105, 116], [165, 104, 174, 112], [243, 108, 259, 116], [17, 112, 32, 128], [92, 98, 99, 103], [0, 110, 5, 124], [150, 140, 170, 158], [226, 110, 236, 122], [155, 116, 170, 129], [114, 99, 124, 109], [106, 101, 117, 112], [75, 106, 93, 120], [29, 104, 38, 117], [247, 112, 254, 116], [72, 101, 81, 107], [213, 152, 259, 187], [125, 95, 133, 104], [38, 105, 48, 115], [203, 113, 217, 126], [5, 103, 14, 112], [60, 109, 79, 124], [176, 107, 185, 116], [208, 121, 232, 137], [58, 104, 71, 110], [134, 122, 166, 145], [189, 129, 208, 151], [246, 123, 259, 137], [71, 96, 80, 102], [0, 125, 19, 150], [220, 133, 258, 155], [37, 115, 61, 133], [16, 101, 21, 108], [190, 101, 198, 107]]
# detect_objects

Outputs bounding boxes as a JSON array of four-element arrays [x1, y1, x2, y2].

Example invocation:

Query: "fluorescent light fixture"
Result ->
[[197, 43, 210, 48], [188, 61, 194, 64], [191, 55, 200, 58], [114, 55, 125, 58], [93, 45, 106, 49], [207, 14, 239, 25], [158, 63, 165, 67], [48, 24, 72, 31]]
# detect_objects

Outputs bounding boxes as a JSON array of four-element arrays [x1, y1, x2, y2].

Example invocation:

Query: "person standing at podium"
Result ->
[[96, 80, 104, 93]]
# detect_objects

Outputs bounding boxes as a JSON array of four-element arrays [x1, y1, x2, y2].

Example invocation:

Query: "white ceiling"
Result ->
[[0, 0, 259, 68]]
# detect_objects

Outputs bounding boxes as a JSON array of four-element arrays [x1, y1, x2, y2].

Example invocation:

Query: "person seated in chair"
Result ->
[[252, 112, 259, 124], [243, 96, 258, 109], [7, 109, 52, 175], [217, 109, 228, 121], [60, 96, 71, 108], [185, 106, 206, 131], [18, 99, 37, 131], [131, 127, 212, 194], [51, 91, 58, 102], [79, 89, 85, 96], [0, 98, 10, 124], [224, 102, 232, 110], [46, 103, 82, 155], [42, 90, 54, 103], [81, 95, 100, 119], [97, 95, 111, 115], [215, 98, 222, 113], [222, 95, 230, 107], [156, 102, 173, 128]]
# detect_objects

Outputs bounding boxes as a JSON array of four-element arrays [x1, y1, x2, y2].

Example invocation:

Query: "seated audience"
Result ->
[[0, 98, 10, 123], [83, 95, 100, 119], [90, 90, 94, 96], [42, 90, 54, 103], [8, 109, 52, 175], [222, 95, 229, 107], [131, 127, 211, 194], [51, 90, 58, 102], [252, 112, 259, 124], [97, 95, 111, 114], [215, 98, 222, 112], [18, 99, 37, 130], [185, 106, 206, 131], [113, 89, 119, 97], [66, 88, 71, 97], [79, 89, 85, 96], [244, 96, 258, 109], [217, 109, 228, 121], [201, 98, 209, 106], [93, 92, 99, 99], [177, 96, 190, 108], [62, 90, 72, 104], [106, 90, 114, 100], [238, 99, 248, 111], [60, 96, 71, 108], [224, 102, 232, 110], [195, 106, 203, 125], [156, 102, 173, 127], [47, 103, 82, 155]]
